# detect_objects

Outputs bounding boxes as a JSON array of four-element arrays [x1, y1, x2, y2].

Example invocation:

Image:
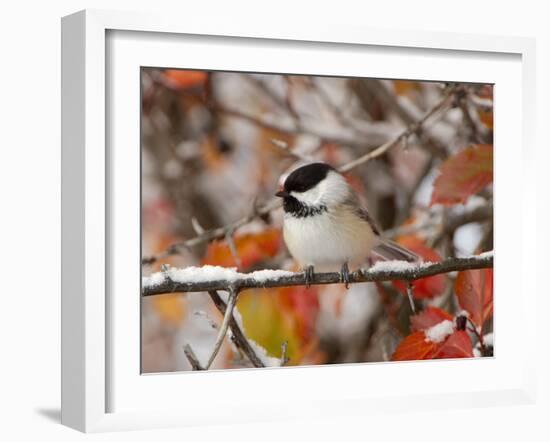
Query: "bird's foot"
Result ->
[[304, 265, 315, 288], [340, 262, 350, 289]]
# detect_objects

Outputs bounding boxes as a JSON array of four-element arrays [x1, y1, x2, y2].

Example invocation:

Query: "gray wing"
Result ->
[[373, 240, 420, 262], [344, 195, 419, 262], [342, 192, 381, 236], [357, 207, 381, 236]]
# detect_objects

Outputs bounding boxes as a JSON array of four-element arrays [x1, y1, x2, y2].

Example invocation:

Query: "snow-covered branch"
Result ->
[[142, 252, 493, 297]]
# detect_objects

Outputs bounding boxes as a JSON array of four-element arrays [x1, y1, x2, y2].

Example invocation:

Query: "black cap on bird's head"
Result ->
[[275, 163, 336, 198]]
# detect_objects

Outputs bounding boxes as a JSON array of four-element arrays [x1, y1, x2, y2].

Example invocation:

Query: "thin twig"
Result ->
[[243, 74, 300, 120], [406, 282, 416, 313], [280, 341, 289, 366], [208, 290, 265, 368], [183, 344, 204, 370], [466, 317, 487, 355], [225, 228, 242, 268], [338, 85, 458, 173], [270, 138, 313, 163], [386, 203, 493, 240], [205, 286, 240, 369], [359, 79, 456, 158], [430, 204, 493, 248], [143, 253, 493, 296]]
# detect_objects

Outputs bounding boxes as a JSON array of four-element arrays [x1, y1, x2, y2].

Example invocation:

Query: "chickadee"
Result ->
[[275, 162, 419, 287]]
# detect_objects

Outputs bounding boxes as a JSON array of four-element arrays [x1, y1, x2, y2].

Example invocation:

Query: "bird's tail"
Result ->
[[372, 239, 420, 263]]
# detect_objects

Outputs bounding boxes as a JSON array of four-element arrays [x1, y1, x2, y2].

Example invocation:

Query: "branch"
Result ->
[[359, 79, 456, 158], [183, 344, 204, 371], [431, 203, 493, 248], [386, 203, 493, 240], [215, 102, 397, 149], [205, 286, 239, 369], [142, 86, 460, 266], [280, 341, 289, 366], [142, 253, 493, 296], [208, 290, 265, 368], [338, 84, 458, 173]]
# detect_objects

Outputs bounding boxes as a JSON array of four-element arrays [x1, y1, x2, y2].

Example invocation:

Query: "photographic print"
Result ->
[[140, 69, 494, 373]]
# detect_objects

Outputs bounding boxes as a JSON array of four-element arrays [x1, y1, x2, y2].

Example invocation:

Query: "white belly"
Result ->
[[282, 209, 378, 271]]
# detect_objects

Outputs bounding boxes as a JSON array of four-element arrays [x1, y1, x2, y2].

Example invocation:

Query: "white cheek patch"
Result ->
[[290, 170, 350, 206], [291, 186, 321, 205], [318, 171, 350, 206]]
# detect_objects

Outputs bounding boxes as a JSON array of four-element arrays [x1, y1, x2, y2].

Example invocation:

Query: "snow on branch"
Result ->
[[142, 252, 493, 297]]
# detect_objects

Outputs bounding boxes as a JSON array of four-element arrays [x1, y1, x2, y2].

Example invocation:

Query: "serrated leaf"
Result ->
[[433, 331, 474, 358], [431, 144, 493, 206], [391, 331, 440, 361], [455, 268, 493, 328], [392, 329, 474, 361], [410, 306, 453, 332]]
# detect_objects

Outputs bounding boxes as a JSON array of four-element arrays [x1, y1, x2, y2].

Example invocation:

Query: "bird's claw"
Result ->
[[340, 262, 350, 289], [304, 265, 315, 288]]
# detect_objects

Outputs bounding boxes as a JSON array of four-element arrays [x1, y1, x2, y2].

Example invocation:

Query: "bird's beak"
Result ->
[[275, 190, 290, 198]]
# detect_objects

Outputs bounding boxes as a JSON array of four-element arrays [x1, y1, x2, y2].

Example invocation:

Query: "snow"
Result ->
[[143, 265, 240, 288], [142, 266, 295, 288], [247, 338, 282, 367], [479, 250, 494, 259], [369, 260, 428, 273], [144, 271, 166, 288], [424, 320, 455, 343], [248, 269, 295, 283], [483, 332, 494, 346]]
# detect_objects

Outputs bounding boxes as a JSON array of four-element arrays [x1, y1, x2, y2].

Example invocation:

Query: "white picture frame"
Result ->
[[61, 9, 537, 433]]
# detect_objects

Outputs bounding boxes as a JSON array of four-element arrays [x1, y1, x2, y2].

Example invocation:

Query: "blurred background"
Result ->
[[140, 68, 493, 372]]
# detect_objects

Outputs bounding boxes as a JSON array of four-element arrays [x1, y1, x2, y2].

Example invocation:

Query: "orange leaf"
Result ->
[[433, 331, 474, 358], [391, 331, 440, 361], [202, 228, 282, 270], [431, 144, 493, 206], [410, 306, 453, 332], [455, 268, 493, 328], [392, 236, 446, 299], [163, 69, 208, 89]]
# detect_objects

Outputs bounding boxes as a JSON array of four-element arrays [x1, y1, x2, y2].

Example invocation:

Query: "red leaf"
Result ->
[[391, 331, 440, 361], [392, 329, 474, 361], [431, 144, 493, 206], [392, 236, 446, 299], [410, 306, 453, 332], [277, 286, 320, 341], [433, 331, 474, 359], [455, 268, 493, 328]]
